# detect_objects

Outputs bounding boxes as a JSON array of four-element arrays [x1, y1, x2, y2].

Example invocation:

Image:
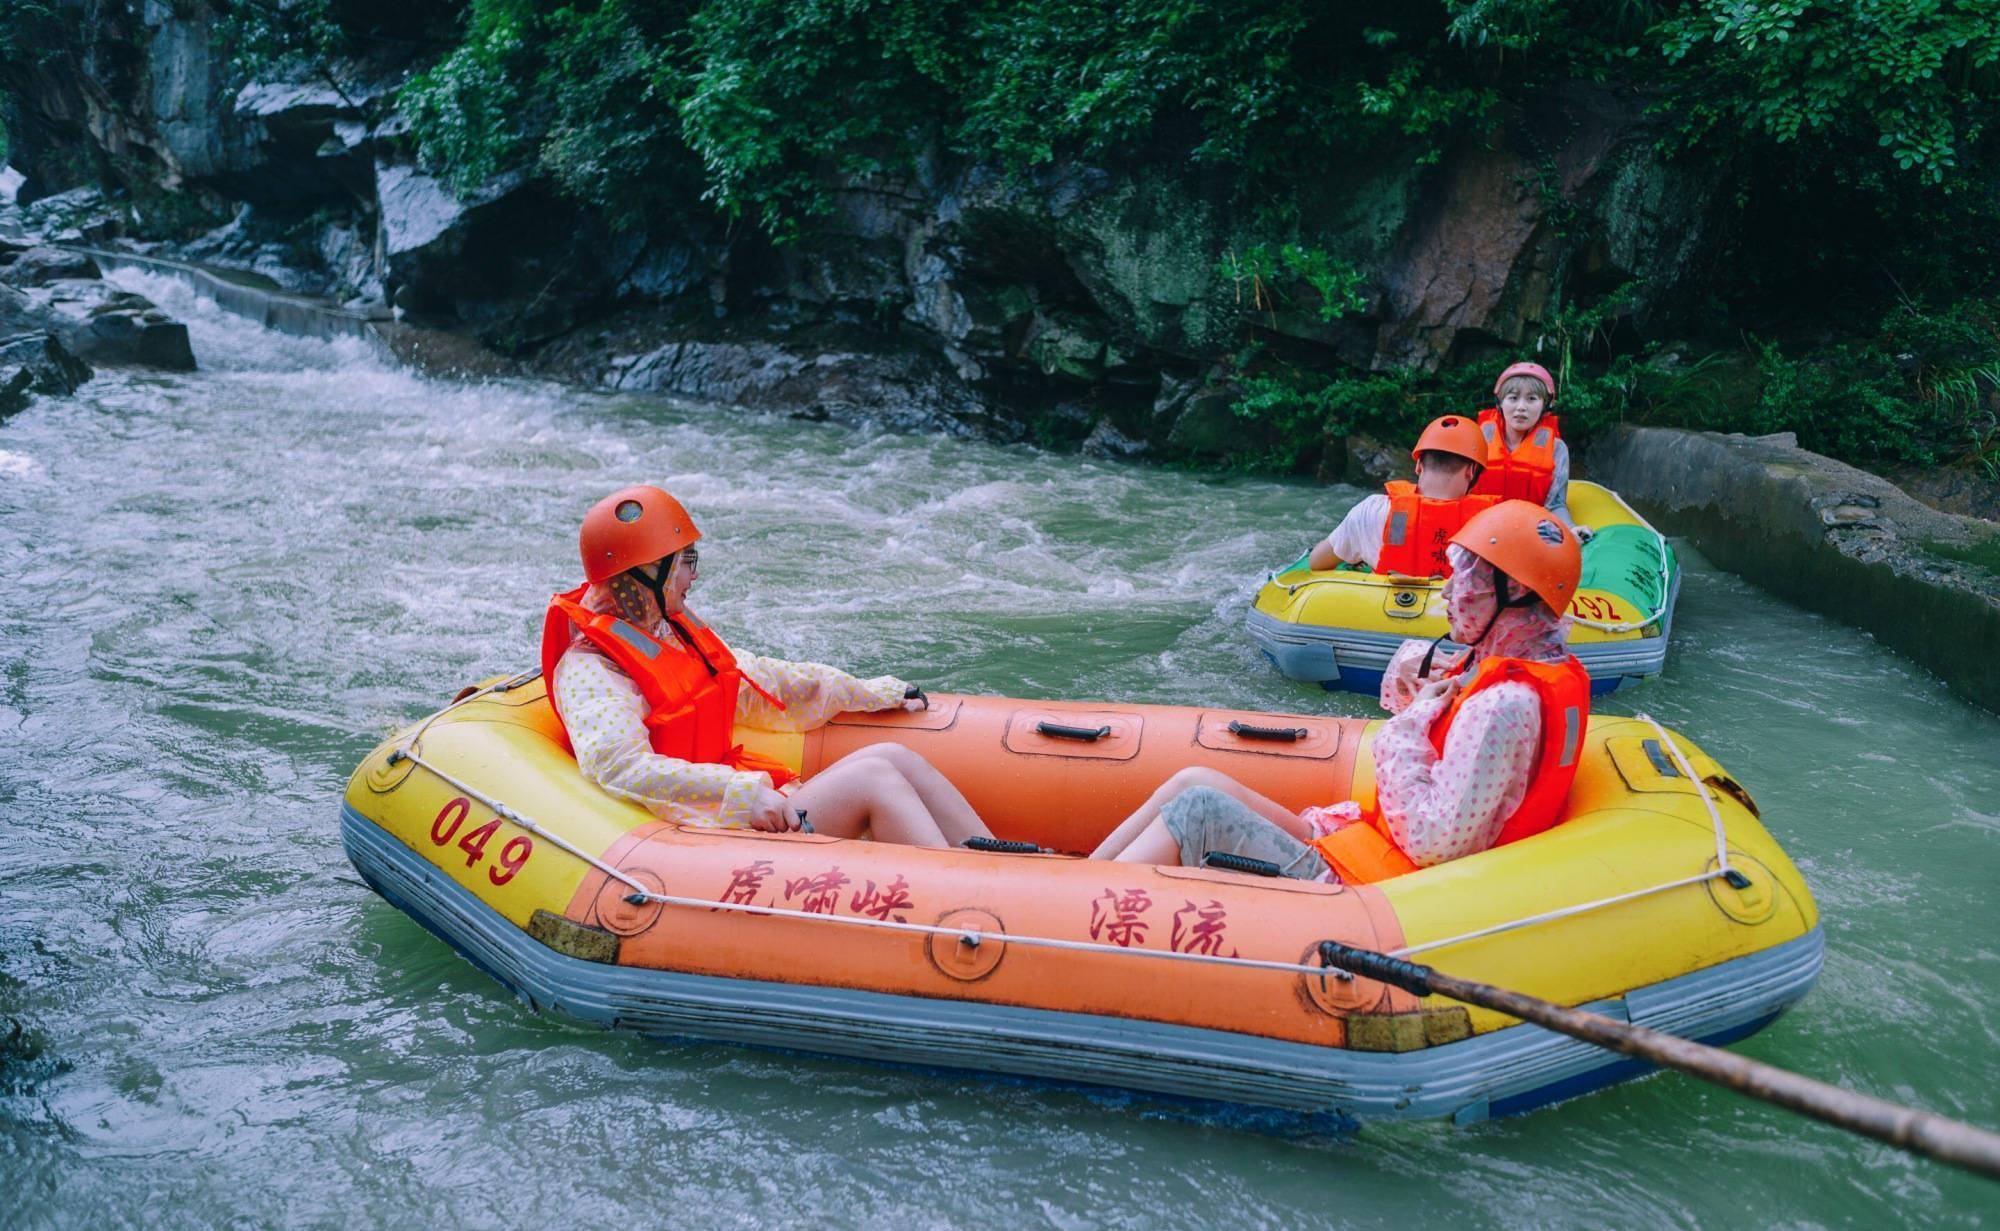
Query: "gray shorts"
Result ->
[[1161, 786, 1330, 881]]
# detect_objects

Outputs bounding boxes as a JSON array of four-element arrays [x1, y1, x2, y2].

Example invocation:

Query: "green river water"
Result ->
[[2, 272, 1996, 1227]]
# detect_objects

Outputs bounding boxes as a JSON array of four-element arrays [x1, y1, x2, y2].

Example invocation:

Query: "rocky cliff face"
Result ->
[[0, 205, 201, 421], [2, 3, 1726, 452]]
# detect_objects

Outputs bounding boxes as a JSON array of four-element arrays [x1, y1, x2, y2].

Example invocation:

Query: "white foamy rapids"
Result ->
[[102, 267, 391, 376]]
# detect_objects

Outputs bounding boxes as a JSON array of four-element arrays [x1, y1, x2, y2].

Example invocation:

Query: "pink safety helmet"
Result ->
[[1494, 361, 1555, 400]]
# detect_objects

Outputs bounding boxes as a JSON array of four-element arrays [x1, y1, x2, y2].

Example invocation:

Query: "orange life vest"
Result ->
[[540, 585, 797, 787], [1310, 653, 1591, 883], [1472, 409, 1561, 504], [1376, 482, 1501, 577]]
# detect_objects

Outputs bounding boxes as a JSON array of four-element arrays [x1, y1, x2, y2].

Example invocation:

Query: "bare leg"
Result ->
[[1111, 819, 1185, 865], [1089, 767, 1306, 860], [1115, 785, 1330, 878], [838, 743, 991, 845], [788, 757, 954, 847]]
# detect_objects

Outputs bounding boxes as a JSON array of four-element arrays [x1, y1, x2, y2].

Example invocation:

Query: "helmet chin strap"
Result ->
[[624, 553, 679, 624], [1418, 560, 1538, 679]]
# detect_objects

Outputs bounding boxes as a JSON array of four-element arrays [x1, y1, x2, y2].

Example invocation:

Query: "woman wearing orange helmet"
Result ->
[[1092, 501, 1590, 881], [541, 485, 993, 847], [1307, 414, 1497, 576]]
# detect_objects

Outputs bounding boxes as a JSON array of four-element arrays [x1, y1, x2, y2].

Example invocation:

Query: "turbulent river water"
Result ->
[[2, 272, 1996, 1228]]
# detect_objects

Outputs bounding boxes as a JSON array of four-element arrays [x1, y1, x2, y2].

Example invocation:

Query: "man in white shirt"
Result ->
[[1308, 415, 1489, 573]]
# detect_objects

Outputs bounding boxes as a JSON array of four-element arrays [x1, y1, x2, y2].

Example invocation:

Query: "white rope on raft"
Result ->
[[1266, 485, 1677, 634], [397, 667, 541, 752], [1392, 713, 1739, 957], [391, 743, 1360, 979], [1644, 711, 1734, 878], [386, 692, 1746, 982]]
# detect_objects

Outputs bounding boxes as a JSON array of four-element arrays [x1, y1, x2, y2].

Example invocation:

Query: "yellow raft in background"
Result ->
[[1248, 481, 1682, 696]]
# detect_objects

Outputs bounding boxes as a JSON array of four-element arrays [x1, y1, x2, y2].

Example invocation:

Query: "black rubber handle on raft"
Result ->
[[904, 685, 929, 710], [1318, 941, 1436, 996], [1202, 851, 1283, 878], [964, 836, 1043, 855], [1226, 720, 1307, 742], [1036, 720, 1112, 742]]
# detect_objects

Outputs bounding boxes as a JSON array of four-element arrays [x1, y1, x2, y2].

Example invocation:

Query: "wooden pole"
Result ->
[[1319, 942, 2000, 1181]]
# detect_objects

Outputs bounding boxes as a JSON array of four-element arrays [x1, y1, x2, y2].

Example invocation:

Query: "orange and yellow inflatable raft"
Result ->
[[341, 675, 1821, 1123]]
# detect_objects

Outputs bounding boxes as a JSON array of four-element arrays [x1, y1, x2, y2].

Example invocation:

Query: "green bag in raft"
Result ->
[[1578, 523, 1677, 614]]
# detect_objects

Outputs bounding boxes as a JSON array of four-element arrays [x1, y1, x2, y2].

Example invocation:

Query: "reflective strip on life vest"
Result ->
[[609, 620, 663, 659]]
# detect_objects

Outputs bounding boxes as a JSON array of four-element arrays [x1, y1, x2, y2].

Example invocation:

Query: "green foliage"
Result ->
[[399, 0, 705, 228], [1217, 244, 1368, 325], [390, 0, 1505, 234], [400, 0, 540, 190], [1593, 297, 2000, 471], [1655, 0, 2000, 186], [680, 0, 963, 234], [1530, 283, 1642, 396], [375, 0, 2000, 267], [0, 0, 70, 70], [953, 3, 1491, 180], [372, 0, 2000, 272], [1217, 292, 2000, 476], [1227, 362, 1428, 471], [126, 188, 234, 241], [537, 2, 700, 227], [213, 0, 350, 88]]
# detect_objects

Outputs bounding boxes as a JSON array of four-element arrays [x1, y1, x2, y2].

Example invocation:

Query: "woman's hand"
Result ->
[[1410, 676, 1461, 709], [746, 788, 802, 832], [1383, 663, 1424, 711]]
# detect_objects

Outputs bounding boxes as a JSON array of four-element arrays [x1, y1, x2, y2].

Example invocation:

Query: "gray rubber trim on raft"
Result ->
[[342, 803, 1820, 1121], [1244, 565, 1681, 691]]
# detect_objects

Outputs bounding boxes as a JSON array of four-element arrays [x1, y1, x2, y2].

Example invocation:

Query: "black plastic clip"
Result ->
[[624, 892, 649, 906], [1036, 720, 1111, 742], [1723, 867, 1752, 890], [1202, 850, 1283, 877], [965, 836, 1043, 855], [904, 684, 930, 710], [1226, 720, 1307, 742]]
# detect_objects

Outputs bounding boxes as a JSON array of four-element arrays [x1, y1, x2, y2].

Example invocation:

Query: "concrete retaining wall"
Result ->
[[1588, 426, 2000, 710]]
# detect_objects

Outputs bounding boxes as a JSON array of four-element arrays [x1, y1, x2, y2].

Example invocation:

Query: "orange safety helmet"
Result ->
[[1494, 361, 1556, 399], [1450, 499, 1582, 615], [1409, 414, 1487, 466], [579, 485, 701, 583]]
